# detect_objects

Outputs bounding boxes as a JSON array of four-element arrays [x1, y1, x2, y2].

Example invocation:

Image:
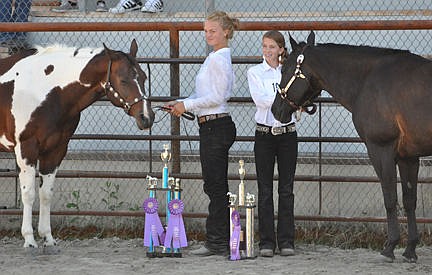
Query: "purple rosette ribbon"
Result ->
[[230, 210, 241, 260], [143, 198, 165, 247], [164, 199, 188, 249]]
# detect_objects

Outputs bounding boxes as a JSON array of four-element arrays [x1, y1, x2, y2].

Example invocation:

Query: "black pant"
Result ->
[[199, 116, 236, 253], [254, 128, 297, 250]]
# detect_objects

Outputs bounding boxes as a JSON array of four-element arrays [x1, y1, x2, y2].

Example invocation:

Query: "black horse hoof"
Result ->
[[380, 250, 395, 263], [402, 251, 417, 263], [379, 253, 394, 263]]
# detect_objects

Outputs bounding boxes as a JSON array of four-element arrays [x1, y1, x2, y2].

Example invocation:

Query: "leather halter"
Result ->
[[104, 59, 146, 114], [276, 52, 317, 115]]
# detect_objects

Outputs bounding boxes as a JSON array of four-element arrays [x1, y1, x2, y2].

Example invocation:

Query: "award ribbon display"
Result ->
[[143, 198, 165, 247], [164, 199, 188, 249], [230, 210, 241, 260]]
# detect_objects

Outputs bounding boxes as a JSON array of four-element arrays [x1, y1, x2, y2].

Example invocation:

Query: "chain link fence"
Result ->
[[1, 0, 432, 238]]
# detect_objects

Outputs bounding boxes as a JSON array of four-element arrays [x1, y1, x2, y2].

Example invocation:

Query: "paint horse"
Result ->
[[271, 31, 432, 263], [0, 40, 155, 249]]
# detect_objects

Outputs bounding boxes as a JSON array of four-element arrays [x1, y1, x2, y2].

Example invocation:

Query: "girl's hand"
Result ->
[[171, 102, 186, 117]]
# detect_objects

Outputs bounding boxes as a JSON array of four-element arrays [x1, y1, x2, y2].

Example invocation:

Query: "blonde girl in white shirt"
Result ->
[[166, 11, 238, 257]]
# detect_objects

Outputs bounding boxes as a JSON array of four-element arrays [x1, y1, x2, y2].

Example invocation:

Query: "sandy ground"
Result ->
[[1, 237, 431, 275]]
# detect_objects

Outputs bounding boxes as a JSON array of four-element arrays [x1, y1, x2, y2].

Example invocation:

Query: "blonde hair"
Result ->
[[263, 30, 288, 64], [206, 11, 240, 40]]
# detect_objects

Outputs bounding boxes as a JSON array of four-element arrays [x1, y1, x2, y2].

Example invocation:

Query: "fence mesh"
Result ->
[[1, 0, 432, 237]]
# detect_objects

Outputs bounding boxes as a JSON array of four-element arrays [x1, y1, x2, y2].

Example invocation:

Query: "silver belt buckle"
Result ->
[[271, 126, 284, 135]]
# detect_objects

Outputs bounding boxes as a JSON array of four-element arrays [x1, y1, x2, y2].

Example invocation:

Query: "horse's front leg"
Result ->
[[398, 158, 419, 263], [39, 172, 58, 248], [18, 163, 38, 248]]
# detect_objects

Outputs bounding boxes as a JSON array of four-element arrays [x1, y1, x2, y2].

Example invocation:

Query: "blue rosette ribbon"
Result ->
[[230, 210, 241, 260], [143, 198, 165, 247], [164, 199, 188, 249]]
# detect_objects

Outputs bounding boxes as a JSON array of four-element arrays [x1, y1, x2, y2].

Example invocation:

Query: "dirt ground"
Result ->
[[1, 237, 431, 275]]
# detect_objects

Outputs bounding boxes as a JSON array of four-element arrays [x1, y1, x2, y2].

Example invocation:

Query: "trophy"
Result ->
[[144, 145, 186, 258], [228, 160, 256, 260]]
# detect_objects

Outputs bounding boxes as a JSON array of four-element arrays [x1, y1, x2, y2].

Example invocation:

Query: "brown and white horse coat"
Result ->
[[0, 41, 154, 249]]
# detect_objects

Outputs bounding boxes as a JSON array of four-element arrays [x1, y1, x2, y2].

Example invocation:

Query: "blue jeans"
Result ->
[[254, 128, 297, 250], [199, 116, 236, 253], [0, 0, 32, 42]]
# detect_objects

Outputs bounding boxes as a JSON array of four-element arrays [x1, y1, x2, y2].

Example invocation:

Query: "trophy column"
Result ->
[[245, 193, 255, 258], [145, 175, 158, 256], [227, 192, 237, 239], [161, 144, 172, 223]]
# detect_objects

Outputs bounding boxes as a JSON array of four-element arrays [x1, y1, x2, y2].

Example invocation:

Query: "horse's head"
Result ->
[[103, 40, 155, 130], [271, 31, 322, 123]]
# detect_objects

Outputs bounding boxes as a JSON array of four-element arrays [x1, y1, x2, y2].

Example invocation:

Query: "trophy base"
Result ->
[[146, 251, 183, 258], [161, 252, 183, 258], [146, 251, 161, 258], [240, 250, 257, 260]]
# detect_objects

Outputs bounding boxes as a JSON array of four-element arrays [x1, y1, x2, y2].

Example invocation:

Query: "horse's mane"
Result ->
[[34, 44, 104, 58], [317, 43, 410, 56]]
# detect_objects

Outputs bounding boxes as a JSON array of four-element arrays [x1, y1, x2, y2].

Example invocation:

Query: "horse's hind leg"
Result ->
[[366, 143, 399, 262], [398, 157, 419, 263], [39, 172, 58, 249]]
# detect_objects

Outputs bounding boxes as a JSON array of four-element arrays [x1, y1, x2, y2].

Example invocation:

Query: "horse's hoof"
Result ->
[[379, 252, 394, 263], [42, 245, 61, 255], [402, 251, 417, 263]]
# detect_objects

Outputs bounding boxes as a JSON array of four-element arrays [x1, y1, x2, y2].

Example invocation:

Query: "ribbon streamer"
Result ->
[[143, 198, 165, 247], [164, 199, 188, 249], [230, 210, 241, 260]]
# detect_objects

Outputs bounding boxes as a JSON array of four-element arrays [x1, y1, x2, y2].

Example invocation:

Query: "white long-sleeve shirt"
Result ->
[[247, 59, 296, 126], [183, 47, 234, 117]]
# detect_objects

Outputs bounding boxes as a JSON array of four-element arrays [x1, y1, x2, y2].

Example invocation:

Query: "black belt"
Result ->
[[198, 113, 230, 124], [256, 123, 296, 135]]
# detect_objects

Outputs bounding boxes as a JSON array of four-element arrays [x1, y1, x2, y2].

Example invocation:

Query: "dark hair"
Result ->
[[206, 11, 240, 40], [263, 30, 288, 64]]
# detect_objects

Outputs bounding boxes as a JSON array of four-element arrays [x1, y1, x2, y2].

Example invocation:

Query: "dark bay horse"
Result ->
[[271, 31, 432, 263], [0, 40, 155, 250]]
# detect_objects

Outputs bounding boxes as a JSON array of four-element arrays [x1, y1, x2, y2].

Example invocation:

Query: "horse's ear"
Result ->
[[289, 33, 299, 51], [103, 43, 114, 59], [130, 39, 138, 58], [307, 31, 315, 46]]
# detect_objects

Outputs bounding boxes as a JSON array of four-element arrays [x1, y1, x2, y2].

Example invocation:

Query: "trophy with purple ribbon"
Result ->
[[143, 145, 186, 258], [228, 160, 256, 260]]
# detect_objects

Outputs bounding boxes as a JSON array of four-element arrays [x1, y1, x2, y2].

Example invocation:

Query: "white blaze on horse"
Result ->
[[0, 40, 155, 249]]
